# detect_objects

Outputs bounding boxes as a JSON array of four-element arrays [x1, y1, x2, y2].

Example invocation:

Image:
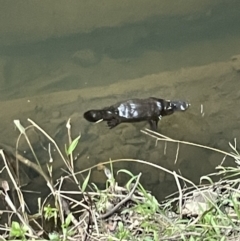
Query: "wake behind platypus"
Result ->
[[83, 97, 190, 131]]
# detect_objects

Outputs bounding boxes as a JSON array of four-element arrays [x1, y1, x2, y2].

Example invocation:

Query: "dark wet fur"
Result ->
[[83, 97, 189, 131]]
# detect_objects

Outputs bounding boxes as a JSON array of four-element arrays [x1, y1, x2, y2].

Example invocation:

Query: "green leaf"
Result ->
[[82, 170, 91, 192], [12, 221, 21, 231], [189, 236, 195, 241], [10, 221, 22, 238], [49, 232, 60, 240], [200, 175, 214, 184], [91, 182, 99, 192], [65, 213, 73, 227], [118, 221, 124, 229], [125, 175, 138, 191], [144, 236, 153, 241], [67, 135, 81, 155], [22, 225, 28, 232], [117, 169, 134, 177]]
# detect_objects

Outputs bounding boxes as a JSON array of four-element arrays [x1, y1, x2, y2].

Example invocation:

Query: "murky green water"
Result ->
[[0, 1, 240, 205]]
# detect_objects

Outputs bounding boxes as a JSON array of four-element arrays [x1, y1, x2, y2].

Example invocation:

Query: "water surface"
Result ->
[[0, 1, 240, 202]]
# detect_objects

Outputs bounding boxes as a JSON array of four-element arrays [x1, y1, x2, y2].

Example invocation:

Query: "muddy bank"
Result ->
[[0, 59, 235, 117]]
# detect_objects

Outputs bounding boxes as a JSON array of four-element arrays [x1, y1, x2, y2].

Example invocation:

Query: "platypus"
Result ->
[[83, 97, 190, 131]]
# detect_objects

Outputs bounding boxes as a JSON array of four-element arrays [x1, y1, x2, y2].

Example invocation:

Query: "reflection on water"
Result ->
[[0, 1, 240, 202]]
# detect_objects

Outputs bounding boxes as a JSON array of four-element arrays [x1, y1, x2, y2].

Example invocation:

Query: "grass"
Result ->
[[0, 119, 240, 240]]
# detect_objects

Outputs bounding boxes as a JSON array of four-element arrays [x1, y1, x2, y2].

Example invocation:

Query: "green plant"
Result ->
[[10, 221, 28, 240], [61, 213, 76, 240], [116, 221, 131, 240], [44, 204, 58, 225]]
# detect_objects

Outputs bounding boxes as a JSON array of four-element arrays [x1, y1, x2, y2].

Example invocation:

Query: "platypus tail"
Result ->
[[84, 109, 113, 123]]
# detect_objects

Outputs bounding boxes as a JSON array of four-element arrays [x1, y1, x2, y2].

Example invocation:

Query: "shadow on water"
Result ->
[[0, 1, 240, 210]]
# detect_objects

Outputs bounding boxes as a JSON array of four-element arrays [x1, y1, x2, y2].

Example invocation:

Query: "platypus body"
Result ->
[[83, 97, 189, 131]]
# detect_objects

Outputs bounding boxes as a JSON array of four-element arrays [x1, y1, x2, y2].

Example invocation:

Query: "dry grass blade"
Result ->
[[173, 171, 183, 219], [0, 150, 35, 237], [27, 118, 70, 169], [141, 128, 238, 160], [73, 158, 199, 190]]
